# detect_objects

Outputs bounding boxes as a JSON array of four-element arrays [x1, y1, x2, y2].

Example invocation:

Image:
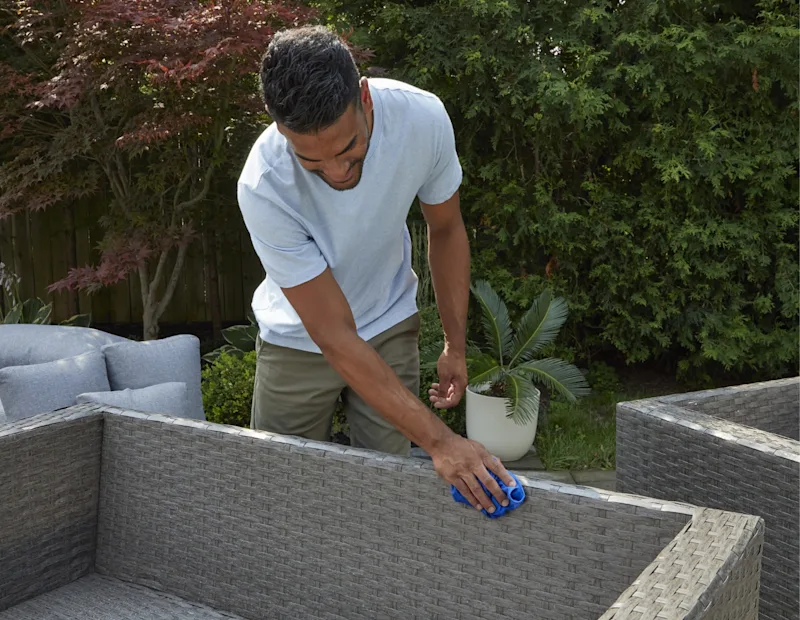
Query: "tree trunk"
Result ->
[[142, 305, 159, 340], [202, 229, 222, 341], [139, 240, 190, 341]]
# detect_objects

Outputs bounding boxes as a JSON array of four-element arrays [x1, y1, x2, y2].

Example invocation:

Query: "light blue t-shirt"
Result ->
[[237, 78, 462, 353]]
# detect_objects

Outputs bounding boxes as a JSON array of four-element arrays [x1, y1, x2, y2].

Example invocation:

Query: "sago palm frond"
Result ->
[[419, 342, 442, 371], [508, 291, 569, 368], [516, 358, 591, 402], [471, 280, 513, 365], [503, 370, 541, 425], [466, 348, 504, 389]]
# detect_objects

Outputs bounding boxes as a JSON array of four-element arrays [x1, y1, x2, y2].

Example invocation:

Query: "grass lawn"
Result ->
[[534, 392, 617, 471], [534, 367, 691, 471]]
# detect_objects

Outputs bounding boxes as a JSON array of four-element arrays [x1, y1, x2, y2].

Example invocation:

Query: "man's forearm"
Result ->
[[428, 220, 470, 353], [319, 330, 455, 453]]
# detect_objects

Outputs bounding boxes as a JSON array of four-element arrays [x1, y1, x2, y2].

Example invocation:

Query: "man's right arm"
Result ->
[[280, 267, 516, 514]]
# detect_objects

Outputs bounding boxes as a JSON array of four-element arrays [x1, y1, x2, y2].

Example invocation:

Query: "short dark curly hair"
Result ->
[[260, 26, 361, 134]]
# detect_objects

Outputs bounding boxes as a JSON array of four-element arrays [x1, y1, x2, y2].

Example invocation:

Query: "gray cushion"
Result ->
[[102, 335, 204, 420], [0, 324, 128, 371], [0, 351, 110, 421], [77, 382, 190, 418]]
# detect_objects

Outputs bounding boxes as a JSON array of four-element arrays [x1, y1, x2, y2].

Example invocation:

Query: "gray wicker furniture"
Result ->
[[617, 377, 799, 620], [1, 405, 764, 619]]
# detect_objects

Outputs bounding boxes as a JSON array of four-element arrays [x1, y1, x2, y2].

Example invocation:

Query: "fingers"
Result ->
[[429, 384, 457, 408], [485, 454, 516, 488], [437, 379, 450, 401], [464, 473, 497, 513], [477, 468, 511, 508], [447, 377, 465, 407], [452, 480, 481, 511], [429, 384, 456, 409]]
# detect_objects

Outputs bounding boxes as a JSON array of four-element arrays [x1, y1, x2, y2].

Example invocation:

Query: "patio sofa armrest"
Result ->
[[616, 382, 800, 620], [601, 508, 764, 619], [0, 406, 104, 611]]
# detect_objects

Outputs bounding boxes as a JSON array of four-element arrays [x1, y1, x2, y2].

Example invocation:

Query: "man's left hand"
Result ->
[[428, 348, 467, 409]]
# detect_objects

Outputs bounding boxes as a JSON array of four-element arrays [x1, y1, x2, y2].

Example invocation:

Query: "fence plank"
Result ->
[[240, 231, 263, 322], [187, 241, 208, 323], [86, 200, 112, 323], [0, 218, 15, 314], [129, 265, 143, 326], [29, 209, 53, 306], [73, 203, 93, 318], [48, 209, 73, 322], [219, 231, 244, 323], [108, 277, 131, 324], [13, 214, 35, 302]]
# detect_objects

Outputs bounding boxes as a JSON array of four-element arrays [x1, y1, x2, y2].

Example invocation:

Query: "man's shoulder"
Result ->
[[371, 77, 440, 100], [238, 123, 292, 193], [371, 78, 448, 116]]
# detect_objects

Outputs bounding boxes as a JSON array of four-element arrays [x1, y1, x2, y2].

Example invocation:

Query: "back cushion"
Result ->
[[0, 351, 110, 421], [101, 335, 204, 420], [0, 325, 128, 371]]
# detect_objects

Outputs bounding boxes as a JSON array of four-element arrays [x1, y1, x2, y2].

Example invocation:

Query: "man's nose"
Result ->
[[325, 161, 352, 182]]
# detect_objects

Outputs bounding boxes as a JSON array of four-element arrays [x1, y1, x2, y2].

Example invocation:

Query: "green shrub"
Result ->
[[418, 304, 466, 436], [585, 362, 621, 396], [201, 350, 256, 428], [347, 0, 799, 380]]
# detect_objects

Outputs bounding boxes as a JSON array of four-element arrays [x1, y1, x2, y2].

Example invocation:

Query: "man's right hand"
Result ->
[[429, 434, 516, 514]]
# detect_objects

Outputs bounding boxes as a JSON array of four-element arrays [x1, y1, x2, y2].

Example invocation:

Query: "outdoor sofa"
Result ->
[[0, 404, 765, 619]]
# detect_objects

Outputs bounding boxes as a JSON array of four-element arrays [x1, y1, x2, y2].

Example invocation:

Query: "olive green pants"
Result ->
[[251, 314, 420, 456]]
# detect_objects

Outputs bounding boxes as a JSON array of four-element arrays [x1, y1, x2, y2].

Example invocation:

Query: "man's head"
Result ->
[[260, 26, 373, 191]]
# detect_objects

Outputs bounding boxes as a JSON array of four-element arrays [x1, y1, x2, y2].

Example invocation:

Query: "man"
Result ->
[[237, 26, 514, 514]]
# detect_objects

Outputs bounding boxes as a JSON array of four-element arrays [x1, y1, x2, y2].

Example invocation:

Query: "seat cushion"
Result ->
[[0, 573, 246, 619], [0, 351, 110, 421], [76, 382, 190, 418], [0, 325, 128, 371], [101, 335, 204, 420]]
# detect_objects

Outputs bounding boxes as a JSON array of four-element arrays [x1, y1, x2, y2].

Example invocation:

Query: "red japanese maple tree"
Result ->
[[1, 0, 330, 339]]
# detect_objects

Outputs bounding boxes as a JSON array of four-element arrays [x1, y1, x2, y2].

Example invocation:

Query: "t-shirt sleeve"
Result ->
[[237, 182, 328, 289], [417, 98, 463, 205]]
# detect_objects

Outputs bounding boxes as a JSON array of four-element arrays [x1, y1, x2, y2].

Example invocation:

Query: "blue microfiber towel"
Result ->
[[451, 471, 526, 518]]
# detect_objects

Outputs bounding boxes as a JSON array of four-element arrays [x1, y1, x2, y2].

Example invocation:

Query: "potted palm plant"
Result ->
[[461, 280, 590, 461]]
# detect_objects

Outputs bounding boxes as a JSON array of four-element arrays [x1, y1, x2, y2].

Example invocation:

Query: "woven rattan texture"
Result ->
[[94, 412, 696, 620], [663, 378, 799, 441], [617, 378, 800, 620], [0, 573, 246, 619], [600, 509, 763, 620], [0, 405, 766, 619], [0, 410, 103, 611]]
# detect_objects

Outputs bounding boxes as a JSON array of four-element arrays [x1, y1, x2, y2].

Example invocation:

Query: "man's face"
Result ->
[[278, 79, 373, 192]]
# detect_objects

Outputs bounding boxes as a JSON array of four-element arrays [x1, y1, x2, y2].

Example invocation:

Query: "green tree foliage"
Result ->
[[346, 0, 799, 379]]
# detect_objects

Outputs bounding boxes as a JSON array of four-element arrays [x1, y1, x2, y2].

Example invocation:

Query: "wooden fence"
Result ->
[[0, 200, 264, 327], [0, 201, 431, 329]]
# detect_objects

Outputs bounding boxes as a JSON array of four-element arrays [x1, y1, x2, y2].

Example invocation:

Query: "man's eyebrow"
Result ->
[[295, 135, 358, 162]]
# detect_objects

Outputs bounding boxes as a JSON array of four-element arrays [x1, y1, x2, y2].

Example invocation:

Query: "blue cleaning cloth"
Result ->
[[451, 471, 526, 518]]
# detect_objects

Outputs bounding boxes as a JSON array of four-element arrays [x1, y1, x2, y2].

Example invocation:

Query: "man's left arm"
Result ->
[[421, 192, 471, 409]]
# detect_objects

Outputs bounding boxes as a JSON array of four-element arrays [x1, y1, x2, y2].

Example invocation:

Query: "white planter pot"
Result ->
[[465, 385, 540, 462]]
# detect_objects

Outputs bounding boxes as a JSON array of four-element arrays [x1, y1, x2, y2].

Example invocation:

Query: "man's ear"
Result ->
[[359, 77, 373, 114]]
